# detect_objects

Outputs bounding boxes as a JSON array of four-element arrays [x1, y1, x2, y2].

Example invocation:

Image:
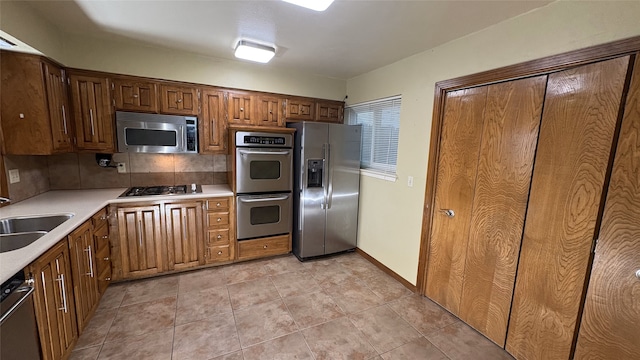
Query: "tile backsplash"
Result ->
[[3, 153, 229, 203]]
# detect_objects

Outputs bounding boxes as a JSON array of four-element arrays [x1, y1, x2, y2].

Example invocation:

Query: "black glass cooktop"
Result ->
[[119, 184, 202, 197]]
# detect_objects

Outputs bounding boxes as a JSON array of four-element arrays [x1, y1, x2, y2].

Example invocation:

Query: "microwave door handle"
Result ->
[[238, 149, 291, 156], [239, 195, 290, 203]]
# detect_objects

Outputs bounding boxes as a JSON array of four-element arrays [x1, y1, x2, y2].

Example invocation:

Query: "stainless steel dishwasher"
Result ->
[[1, 271, 41, 360]]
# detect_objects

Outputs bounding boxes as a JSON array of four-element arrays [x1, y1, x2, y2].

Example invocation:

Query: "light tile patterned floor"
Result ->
[[69, 252, 515, 360]]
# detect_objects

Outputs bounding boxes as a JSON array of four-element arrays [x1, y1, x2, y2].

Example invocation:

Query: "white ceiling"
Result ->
[[23, 0, 552, 79]]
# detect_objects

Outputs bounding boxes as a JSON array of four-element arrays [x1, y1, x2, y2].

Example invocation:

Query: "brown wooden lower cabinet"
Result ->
[[204, 197, 235, 264], [68, 221, 100, 333], [30, 240, 78, 360], [116, 205, 165, 279], [165, 201, 205, 270], [237, 234, 291, 260]]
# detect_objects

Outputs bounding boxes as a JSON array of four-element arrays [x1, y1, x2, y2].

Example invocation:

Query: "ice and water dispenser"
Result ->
[[307, 159, 323, 187]]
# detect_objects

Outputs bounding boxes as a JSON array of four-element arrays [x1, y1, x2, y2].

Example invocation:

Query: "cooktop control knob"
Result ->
[[191, 183, 197, 193]]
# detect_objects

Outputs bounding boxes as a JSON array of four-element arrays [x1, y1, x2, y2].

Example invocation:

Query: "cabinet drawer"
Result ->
[[92, 208, 108, 229], [206, 246, 231, 263], [97, 266, 111, 295], [206, 198, 229, 210], [207, 229, 230, 246], [96, 244, 111, 275], [207, 212, 230, 227], [237, 235, 290, 260], [94, 224, 109, 251]]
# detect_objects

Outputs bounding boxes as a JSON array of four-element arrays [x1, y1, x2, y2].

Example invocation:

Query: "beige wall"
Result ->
[[347, 0, 640, 285], [0, 1, 346, 100]]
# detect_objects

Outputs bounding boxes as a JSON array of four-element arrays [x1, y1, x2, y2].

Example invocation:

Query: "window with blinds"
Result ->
[[345, 96, 401, 179]]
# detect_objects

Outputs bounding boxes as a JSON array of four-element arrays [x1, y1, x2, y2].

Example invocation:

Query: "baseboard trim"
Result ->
[[355, 248, 417, 292]]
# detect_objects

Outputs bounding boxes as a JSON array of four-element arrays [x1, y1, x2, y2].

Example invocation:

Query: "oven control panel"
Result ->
[[236, 131, 293, 148]]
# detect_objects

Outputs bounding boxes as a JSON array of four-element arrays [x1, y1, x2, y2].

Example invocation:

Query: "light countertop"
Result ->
[[0, 185, 233, 283]]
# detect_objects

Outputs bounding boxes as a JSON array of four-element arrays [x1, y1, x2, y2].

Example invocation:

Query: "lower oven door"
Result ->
[[237, 193, 292, 240]]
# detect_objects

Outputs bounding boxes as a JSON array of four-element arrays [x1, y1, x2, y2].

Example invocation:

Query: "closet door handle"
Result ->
[[441, 209, 455, 218]]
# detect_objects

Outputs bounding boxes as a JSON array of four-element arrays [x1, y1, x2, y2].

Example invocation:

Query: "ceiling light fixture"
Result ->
[[234, 40, 276, 63], [282, 0, 335, 12]]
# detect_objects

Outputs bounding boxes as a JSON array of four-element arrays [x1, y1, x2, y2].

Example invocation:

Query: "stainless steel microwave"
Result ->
[[116, 111, 198, 153]]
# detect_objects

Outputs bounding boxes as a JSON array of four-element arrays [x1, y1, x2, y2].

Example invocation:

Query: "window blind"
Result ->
[[345, 96, 401, 178]]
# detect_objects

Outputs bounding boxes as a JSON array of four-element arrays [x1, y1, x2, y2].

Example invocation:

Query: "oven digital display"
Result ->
[[243, 136, 286, 145]]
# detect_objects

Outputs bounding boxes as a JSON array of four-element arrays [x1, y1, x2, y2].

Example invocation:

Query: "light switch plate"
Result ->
[[8, 169, 20, 184], [117, 163, 127, 173], [407, 176, 414, 187]]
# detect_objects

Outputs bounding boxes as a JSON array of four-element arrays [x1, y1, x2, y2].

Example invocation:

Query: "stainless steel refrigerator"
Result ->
[[288, 122, 362, 260]]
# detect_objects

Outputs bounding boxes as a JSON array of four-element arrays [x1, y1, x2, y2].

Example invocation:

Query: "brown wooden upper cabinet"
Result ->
[[200, 88, 227, 153], [0, 51, 74, 154], [160, 84, 199, 115], [255, 95, 284, 127], [68, 72, 115, 152], [113, 78, 158, 113], [316, 101, 343, 123], [285, 97, 315, 121], [227, 90, 254, 125]]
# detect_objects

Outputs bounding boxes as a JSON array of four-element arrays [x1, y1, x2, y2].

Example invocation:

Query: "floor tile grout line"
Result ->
[[169, 289, 179, 360], [226, 283, 244, 354]]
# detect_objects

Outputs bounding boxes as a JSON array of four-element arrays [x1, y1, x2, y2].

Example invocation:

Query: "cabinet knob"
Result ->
[[133, 94, 139, 98], [240, 107, 244, 111], [217, 234, 222, 239], [217, 218, 222, 222], [102, 235, 109, 239], [636, 269, 640, 279], [105, 277, 111, 281], [103, 257, 110, 261], [216, 202, 221, 207], [177, 98, 183, 103], [263, 245, 268, 249], [217, 251, 223, 255], [100, 215, 107, 220]]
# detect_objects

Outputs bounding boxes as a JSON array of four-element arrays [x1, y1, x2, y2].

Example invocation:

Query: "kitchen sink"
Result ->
[[0, 214, 74, 235], [0, 231, 47, 253]]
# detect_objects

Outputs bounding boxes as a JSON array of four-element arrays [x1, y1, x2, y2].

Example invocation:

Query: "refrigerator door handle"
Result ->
[[321, 143, 329, 209], [326, 143, 333, 209]]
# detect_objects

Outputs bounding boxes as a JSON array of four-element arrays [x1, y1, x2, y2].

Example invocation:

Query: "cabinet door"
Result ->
[[94, 223, 111, 295], [117, 205, 164, 279], [200, 88, 227, 153], [425, 86, 488, 314], [285, 98, 314, 121], [457, 76, 546, 346], [507, 56, 631, 360], [43, 62, 73, 152], [227, 91, 253, 125], [69, 74, 115, 151], [255, 96, 284, 127], [316, 101, 343, 123], [165, 201, 204, 270], [30, 240, 78, 360], [573, 55, 640, 360], [68, 220, 99, 333], [113, 79, 158, 113], [160, 84, 198, 115]]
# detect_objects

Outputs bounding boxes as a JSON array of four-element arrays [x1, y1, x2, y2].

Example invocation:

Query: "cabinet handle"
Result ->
[[217, 251, 223, 255], [89, 108, 95, 136], [100, 215, 107, 220], [56, 273, 69, 313], [138, 220, 143, 248], [103, 257, 110, 261], [217, 234, 222, 239], [85, 246, 94, 277], [102, 235, 109, 239], [105, 277, 111, 281], [441, 209, 455, 218], [61, 105, 68, 134]]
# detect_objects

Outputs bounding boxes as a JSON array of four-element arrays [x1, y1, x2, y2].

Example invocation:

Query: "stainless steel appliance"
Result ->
[[235, 131, 293, 240], [287, 122, 362, 260], [119, 184, 202, 197], [116, 111, 198, 153], [236, 193, 292, 240], [1, 272, 41, 360], [235, 131, 293, 194]]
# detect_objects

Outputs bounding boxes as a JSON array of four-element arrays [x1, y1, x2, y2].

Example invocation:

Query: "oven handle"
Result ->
[[239, 195, 290, 203], [238, 149, 291, 156]]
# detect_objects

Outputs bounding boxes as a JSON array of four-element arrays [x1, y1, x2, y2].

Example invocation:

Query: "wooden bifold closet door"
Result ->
[[573, 54, 640, 360], [426, 75, 546, 345], [506, 55, 631, 360]]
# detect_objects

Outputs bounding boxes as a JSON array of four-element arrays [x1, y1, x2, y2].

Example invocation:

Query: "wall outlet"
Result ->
[[407, 176, 414, 187], [8, 169, 20, 184], [117, 163, 127, 173]]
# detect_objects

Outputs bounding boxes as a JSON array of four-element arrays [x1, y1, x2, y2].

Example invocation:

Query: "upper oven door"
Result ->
[[117, 120, 186, 153], [236, 148, 293, 194]]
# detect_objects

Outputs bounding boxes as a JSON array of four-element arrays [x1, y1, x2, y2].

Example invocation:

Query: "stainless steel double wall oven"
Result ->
[[235, 131, 293, 240]]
